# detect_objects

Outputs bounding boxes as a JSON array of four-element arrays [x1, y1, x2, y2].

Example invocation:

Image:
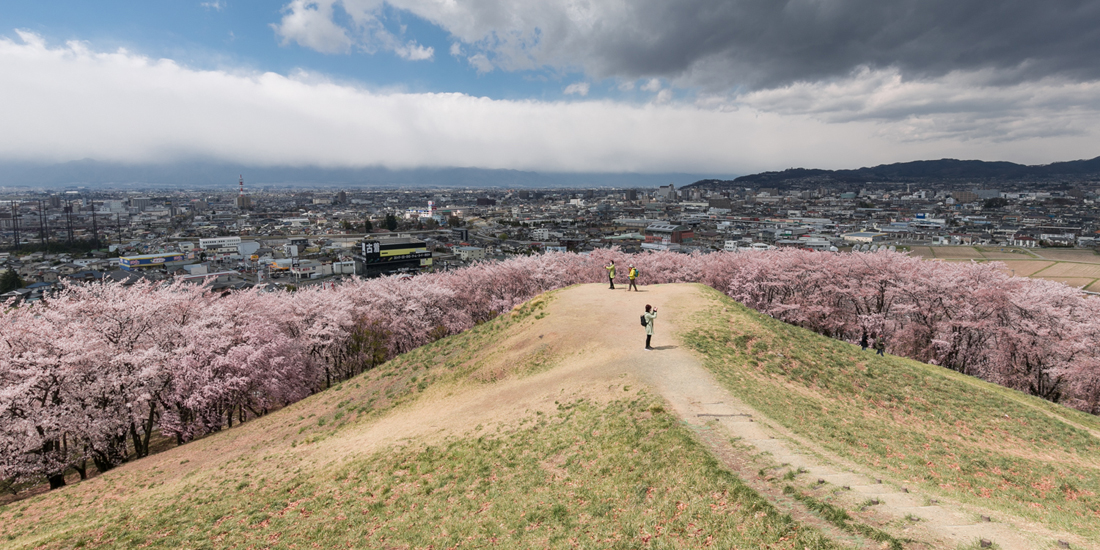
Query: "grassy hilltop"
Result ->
[[1, 283, 1098, 549], [685, 285, 1100, 543]]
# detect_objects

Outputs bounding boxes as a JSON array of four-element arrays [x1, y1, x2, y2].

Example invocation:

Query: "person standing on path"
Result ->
[[644, 304, 657, 350], [627, 265, 639, 291], [874, 334, 886, 356], [605, 260, 616, 289]]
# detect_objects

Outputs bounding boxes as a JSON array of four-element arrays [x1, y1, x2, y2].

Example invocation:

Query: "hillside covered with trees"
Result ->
[[3, 249, 1099, 494]]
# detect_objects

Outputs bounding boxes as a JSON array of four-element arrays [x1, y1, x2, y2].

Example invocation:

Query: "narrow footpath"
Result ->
[[553, 282, 1083, 550]]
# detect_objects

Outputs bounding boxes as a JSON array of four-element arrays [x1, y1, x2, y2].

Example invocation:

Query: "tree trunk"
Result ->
[[130, 422, 144, 459], [92, 451, 114, 474], [132, 406, 156, 458], [47, 473, 67, 490], [73, 459, 87, 480]]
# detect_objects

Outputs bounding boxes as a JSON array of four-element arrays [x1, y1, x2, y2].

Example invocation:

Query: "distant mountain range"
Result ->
[[684, 156, 1100, 189], [8, 156, 1099, 192], [0, 159, 730, 190]]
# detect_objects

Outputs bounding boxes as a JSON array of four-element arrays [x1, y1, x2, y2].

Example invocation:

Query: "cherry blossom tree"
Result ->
[[6, 247, 1100, 493]]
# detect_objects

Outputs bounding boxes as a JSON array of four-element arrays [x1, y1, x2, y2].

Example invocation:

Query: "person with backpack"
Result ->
[[627, 265, 639, 291], [605, 260, 616, 290], [643, 304, 657, 350], [874, 334, 886, 356]]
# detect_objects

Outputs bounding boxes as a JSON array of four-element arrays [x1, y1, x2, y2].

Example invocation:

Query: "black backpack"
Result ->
[[640, 313, 648, 327]]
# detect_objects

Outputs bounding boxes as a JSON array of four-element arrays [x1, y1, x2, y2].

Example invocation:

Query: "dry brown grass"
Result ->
[[1032, 262, 1100, 278], [906, 246, 935, 258], [995, 260, 1055, 276], [1035, 277, 1096, 288], [1034, 249, 1100, 262], [977, 247, 1040, 259], [928, 246, 985, 259]]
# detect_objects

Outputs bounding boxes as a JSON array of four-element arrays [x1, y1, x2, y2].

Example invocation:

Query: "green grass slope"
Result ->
[[684, 285, 1100, 541], [0, 291, 836, 550]]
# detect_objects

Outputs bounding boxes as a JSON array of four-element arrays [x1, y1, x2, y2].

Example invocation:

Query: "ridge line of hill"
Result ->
[[685, 155, 1100, 188]]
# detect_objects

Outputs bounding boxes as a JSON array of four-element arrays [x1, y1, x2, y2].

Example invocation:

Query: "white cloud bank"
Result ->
[[2, 31, 1099, 174]]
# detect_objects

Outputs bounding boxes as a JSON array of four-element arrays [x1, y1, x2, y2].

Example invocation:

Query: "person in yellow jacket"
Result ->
[[627, 265, 639, 291], [605, 260, 616, 289]]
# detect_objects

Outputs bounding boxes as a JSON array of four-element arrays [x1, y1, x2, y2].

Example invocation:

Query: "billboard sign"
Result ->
[[119, 252, 195, 269], [361, 251, 431, 265]]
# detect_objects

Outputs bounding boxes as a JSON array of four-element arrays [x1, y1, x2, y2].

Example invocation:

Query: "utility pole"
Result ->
[[116, 213, 122, 245], [38, 200, 48, 250], [9, 201, 18, 251], [64, 201, 74, 245], [91, 208, 99, 248], [44, 201, 50, 250]]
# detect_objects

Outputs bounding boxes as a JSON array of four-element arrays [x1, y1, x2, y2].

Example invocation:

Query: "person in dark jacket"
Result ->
[[874, 334, 886, 356], [860, 332, 869, 351]]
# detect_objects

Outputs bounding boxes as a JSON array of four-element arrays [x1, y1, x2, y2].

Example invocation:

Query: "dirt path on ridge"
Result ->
[[542, 283, 1083, 550]]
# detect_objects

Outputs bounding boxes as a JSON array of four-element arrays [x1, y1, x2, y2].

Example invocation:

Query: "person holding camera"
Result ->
[[643, 304, 657, 350]]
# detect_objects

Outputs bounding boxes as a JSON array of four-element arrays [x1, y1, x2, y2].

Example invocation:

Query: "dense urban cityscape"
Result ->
[[3, 174, 1100, 302]]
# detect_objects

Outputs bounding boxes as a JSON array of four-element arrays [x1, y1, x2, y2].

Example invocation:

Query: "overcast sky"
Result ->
[[1, 1, 1099, 174]]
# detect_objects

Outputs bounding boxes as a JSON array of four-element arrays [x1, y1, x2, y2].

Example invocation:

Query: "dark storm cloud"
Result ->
[[280, 0, 1100, 90], [556, 0, 1100, 89]]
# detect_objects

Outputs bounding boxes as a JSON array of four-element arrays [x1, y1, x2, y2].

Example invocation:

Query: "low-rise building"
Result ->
[[455, 246, 487, 262], [645, 223, 694, 245], [842, 232, 889, 243]]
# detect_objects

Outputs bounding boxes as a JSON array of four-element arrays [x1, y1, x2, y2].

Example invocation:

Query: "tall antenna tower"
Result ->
[[235, 175, 252, 210]]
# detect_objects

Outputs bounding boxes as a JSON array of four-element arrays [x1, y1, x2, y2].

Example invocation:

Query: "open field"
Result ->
[[1035, 277, 1096, 288], [926, 246, 985, 259], [906, 246, 935, 258], [1033, 249, 1100, 262], [912, 247, 1100, 288], [992, 260, 1054, 276], [1032, 261, 1100, 278], [975, 247, 1039, 260]]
